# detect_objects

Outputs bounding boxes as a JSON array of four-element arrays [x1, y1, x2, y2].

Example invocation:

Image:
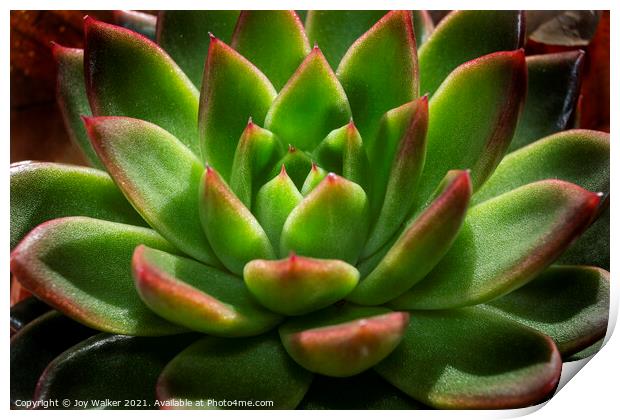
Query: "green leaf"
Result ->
[[363, 96, 428, 257], [565, 337, 604, 362], [10, 297, 50, 333], [280, 305, 409, 377], [85, 116, 219, 266], [156, 11, 239, 86], [10, 162, 146, 250], [305, 11, 386, 69], [412, 11, 434, 45], [349, 170, 471, 305], [265, 47, 351, 151], [484, 265, 609, 357], [266, 145, 314, 189], [84, 17, 200, 156], [391, 180, 601, 309], [510, 51, 585, 151], [34, 333, 199, 409], [51, 45, 102, 168], [229, 120, 284, 208], [413, 50, 527, 209], [300, 163, 327, 196], [280, 173, 370, 264], [158, 333, 313, 409], [10, 312, 95, 408], [10, 217, 184, 336], [199, 167, 274, 275], [473, 129, 609, 206], [254, 167, 303, 250], [133, 246, 281, 336], [337, 11, 418, 143], [375, 307, 561, 409], [231, 11, 311, 90], [418, 10, 524, 95], [244, 254, 359, 316], [199, 36, 277, 180], [113, 10, 157, 40]]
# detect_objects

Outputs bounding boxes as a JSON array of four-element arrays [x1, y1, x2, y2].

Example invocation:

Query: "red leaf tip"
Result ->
[[288, 144, 297, 153], [279, 164, 288, 177], [326, 172, 338, 183], [311, 162, 319, 172]]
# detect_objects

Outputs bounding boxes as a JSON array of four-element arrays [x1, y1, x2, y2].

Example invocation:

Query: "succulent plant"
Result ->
[[10, 10, 610, 410]]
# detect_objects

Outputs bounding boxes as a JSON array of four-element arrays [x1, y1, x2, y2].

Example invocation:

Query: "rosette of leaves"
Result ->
[[10, 10, 610, 410]]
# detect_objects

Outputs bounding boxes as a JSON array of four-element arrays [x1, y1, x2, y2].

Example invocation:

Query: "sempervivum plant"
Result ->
[[10, 10, 610, 410]]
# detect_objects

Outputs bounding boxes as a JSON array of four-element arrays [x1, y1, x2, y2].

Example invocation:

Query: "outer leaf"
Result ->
[[133, 246, 281, 337], [473, 129, 609, 206], [157, 333, 312, 409], [199, 167, 274, 275], [113, 10, 157, 40], [10, 297, 50, 334], [229, 120, 284, 208], [566, 337, 604, 362], [305, 11, 386, 68], [10, 217, 184, 336], [412, 11, 434, 45], [484, 266, 609, 357], [510, 51, 585, 151], [413, 50, 526, 209], [280, 305, 409, 377], [254, 167, 303, 250], [10, 312, 95, 408], [231, 11, 311, 90], [418, 11, 524, 95], [84, 17, 200, 155], [10, 162, 146, 250], [301, 163, 327, 196], [199, 36, 277, 180], [337, 10, 418, 142], [363, 96, 428, 257], [244, 254, 359, 316], [349, 170, 471, 305], [391, 180, 600, 309], [375, 307, 561, 409], [156, 11, 239, 86], [280, 173, 370, 264], [51, 45, 103, 168], [85, 116, 219, 266], [34, 333, 198, 409], [265, 46, 351, 151]]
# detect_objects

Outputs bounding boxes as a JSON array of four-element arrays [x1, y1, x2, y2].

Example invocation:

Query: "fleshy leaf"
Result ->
[[199, 167, 275, 275], [254, 167, 303, 250], [85, 116, 219, 266], [412, 50, 526, 209], [133, 246, 281, 336], [10, 162, 146, 250], [566, 337, 605, 362], [298, 370, 424, 409], [199, 36, 277, 180], [473, 129, 609, 206], [301, 163, 328, 196], [363, 96, 428, 257], [337, 10, 418, 142], [156, 11, 239, 86], [418, 11, 524, 95], [34, 333, 198, 409], [375, 307, 561, 409], [244, 254, 359, 316], [113, 10, 157, 40], [265, 46, 351, 151], [10, 297, 50, 334], [267, 145, 314, 189], [305, 11, 386, 68], [229, 120, 284, 208], [412, 11, 434, 45], [313, 121, 368, 188], [157, 333, 312, 409], [231, 11, 311, 90], [391, 180, 600, 309], [510, 51, 585, 151], [350, 170, 471, 305], [279, 305, 409, 377], [10, 217, 184, 336], [51, 45, 102, 168], [10, 312, 95, 408], [484, 265, 609, 357], [84, 17, 200, 155], [280, 173, 369, 264]]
